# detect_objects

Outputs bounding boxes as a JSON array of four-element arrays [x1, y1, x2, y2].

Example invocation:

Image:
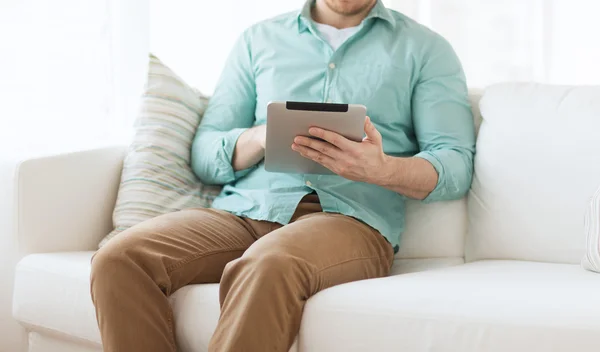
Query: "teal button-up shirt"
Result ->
[[191, 0, 475, 251]]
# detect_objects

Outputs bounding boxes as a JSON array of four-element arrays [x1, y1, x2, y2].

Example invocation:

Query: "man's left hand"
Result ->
[[292, 116, 388, 183]]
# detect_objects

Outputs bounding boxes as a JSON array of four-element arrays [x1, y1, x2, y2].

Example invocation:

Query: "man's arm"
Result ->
[[231, 125, 266, 171], [375, 156, 438, 200], [406, 35, 475, 201], [292, 118, 440, 200], [191, 31, 263, 185], [292, 36, 475, 201]]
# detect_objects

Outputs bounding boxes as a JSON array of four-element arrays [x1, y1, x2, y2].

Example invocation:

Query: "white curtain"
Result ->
[[385, 0, 600, 87]]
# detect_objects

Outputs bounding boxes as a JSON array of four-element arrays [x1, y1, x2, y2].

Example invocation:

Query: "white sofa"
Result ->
[[9, 84, 600, 352]]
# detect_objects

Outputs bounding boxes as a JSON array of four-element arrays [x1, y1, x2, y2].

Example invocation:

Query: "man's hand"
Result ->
[[292, 117, 389, 183], [232, 124, 267, 171]]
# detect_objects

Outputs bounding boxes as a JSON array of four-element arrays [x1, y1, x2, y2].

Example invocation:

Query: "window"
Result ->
[[0, 0, 148, 155]]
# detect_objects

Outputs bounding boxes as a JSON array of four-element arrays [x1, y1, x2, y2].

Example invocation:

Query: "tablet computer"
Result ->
[[265, 101, 366, 174]]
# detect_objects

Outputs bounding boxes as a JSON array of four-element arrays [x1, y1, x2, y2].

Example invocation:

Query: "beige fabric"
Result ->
[[99, 55, 220, 248]]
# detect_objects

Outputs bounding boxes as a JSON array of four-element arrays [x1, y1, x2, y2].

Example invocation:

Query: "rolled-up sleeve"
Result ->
[[191, 31, 256, 185], [412, 35, 476, 202]]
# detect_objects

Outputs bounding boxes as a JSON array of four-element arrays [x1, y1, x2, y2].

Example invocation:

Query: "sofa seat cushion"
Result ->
[[300, 260, 600, 352], [13, 252, 100, 344], [17, 254, 599, 352], [12, 252, 462, 351]]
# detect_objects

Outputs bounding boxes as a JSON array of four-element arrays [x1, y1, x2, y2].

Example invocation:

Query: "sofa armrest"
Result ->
[[15, 146, 126, 254]]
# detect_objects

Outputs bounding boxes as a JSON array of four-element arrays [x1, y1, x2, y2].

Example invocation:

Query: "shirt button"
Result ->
[[328, 63, 336, 69], [305, 180, 312, 187]]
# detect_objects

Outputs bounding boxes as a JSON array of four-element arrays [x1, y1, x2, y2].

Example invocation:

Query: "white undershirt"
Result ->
[[313, 22, 361, 51]]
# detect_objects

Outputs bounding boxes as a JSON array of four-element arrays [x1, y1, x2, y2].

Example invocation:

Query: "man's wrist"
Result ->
[[252, 125, 266, 150], [371, 154, 398, 187]]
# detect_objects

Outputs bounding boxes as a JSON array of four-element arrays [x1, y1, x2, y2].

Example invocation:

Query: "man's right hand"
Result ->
[[232, 125, 267, 171]]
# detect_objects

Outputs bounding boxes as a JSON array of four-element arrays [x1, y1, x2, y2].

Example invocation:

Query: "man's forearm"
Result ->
[[232, 126, 265, 171], [371, 156, 438, 200]]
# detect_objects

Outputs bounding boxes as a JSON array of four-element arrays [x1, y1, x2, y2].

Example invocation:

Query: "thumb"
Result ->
[[363, 116, 382, 143]]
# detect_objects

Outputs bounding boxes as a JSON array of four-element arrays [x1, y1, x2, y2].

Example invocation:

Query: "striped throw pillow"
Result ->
[[99, 54, 221, 247], [582, 186, 600, 272]]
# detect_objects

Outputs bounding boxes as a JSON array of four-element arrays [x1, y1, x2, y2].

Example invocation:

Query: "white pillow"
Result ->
[[99, 54, 221, 247], [582, 186, 600, 272]]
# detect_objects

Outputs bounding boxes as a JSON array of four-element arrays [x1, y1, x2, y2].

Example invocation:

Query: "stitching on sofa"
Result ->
[[165, 247, 247, 274]]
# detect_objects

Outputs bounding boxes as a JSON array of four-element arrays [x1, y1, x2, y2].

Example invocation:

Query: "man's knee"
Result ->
[[91, 246, 130, 286], [90, 233, 149, 290], [223, 252, 310, 283]]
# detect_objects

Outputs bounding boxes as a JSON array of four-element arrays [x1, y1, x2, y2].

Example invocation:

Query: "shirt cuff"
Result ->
[[414, 151, 448, 203], [217, 127, 254, 182]]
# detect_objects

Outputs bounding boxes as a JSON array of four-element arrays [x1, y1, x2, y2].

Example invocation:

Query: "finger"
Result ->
[[363, 116, 382, 143], [291, 143, 336, 166], [308, 127, 355, 151], [293, 136, 343, 159]]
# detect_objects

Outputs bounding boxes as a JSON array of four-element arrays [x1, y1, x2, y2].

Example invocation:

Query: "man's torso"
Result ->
[[208, 2, 464, 251]]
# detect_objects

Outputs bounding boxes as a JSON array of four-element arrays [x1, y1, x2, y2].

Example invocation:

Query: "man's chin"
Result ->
[[325, 0, 374, 17]]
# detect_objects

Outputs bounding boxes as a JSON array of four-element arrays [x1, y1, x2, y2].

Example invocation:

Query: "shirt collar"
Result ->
[[297, 0, 396, 33]]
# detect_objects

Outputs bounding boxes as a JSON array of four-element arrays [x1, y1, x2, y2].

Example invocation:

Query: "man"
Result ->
[[90, 0, 475, 351]]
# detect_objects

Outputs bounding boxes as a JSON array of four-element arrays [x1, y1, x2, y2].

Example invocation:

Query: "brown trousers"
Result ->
[[90, 194, 394, 352]]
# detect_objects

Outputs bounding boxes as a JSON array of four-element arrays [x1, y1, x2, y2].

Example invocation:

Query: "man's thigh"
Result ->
[[243, 213, 395, 292], [94, 208, 262, 292]]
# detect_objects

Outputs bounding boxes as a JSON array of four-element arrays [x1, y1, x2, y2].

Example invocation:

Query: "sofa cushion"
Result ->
[[300, 260, 600, 352], [12, 252, 462, 351], [582, 185, 600, 272], [13, 253, 101, 344], [467, 83, 600, 263], [99, 54, 221, 247]]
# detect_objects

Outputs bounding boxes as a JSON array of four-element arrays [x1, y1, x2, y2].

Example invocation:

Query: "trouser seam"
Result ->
[[167, 306, 176, 351], [315, 255, 385, 274], [165, 248, 247, 274]]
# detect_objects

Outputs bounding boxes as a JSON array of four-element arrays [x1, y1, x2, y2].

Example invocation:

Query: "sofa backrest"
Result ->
[[396, 91, 482, 260], [466, 83, 600, 264]]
